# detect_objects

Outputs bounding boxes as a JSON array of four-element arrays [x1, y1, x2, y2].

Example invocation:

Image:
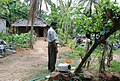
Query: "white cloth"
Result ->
[[47, 27, 58, 43]]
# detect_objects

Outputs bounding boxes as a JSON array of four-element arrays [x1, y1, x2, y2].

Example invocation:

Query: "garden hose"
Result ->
[[29, 74, 50, 81]]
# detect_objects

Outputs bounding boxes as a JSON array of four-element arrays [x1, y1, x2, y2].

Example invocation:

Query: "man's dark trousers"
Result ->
[[48, 42, 57, 72]]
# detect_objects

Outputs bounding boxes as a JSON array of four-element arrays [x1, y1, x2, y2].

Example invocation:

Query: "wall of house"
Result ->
[[0, 19, 6, 33], [17, 27, 46, 37]]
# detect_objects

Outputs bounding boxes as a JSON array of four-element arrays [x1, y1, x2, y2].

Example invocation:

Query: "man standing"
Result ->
[[47, 21, 58, 72]]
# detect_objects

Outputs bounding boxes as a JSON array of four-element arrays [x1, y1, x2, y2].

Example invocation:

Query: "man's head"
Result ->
[[50, 21, 58, 30]]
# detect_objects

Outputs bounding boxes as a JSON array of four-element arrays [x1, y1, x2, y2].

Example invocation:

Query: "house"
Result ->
[[0, 18, 6, 33], [12, 18, 48, 37]]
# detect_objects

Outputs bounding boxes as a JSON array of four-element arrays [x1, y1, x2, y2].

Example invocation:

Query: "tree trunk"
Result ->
[[90, 0, 93, 16], [99, 44, 107, 72], [39, 0, 42, 17], [30, 25, 33, 49], [28, 0, 39, 49], [107, 43, 113, 67]]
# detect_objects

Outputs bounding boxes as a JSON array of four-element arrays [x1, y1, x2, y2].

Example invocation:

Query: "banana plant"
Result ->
[[0, 0, 28, 29]]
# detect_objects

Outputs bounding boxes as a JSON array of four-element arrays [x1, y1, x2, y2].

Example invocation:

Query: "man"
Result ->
[[47, 21, 58, 72]]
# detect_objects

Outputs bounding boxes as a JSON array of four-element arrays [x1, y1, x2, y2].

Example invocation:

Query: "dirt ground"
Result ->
[[0, 37, 68, 81], [0, 38, 119, 81]]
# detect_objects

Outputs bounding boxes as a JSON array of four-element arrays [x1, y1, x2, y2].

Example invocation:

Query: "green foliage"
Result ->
[[57, 29, 68, 46], [0, 32, 8, 41], [0, 32, 37, 48], [68, 38, 77, 53], [46, 4, 61, 24], [95, 45, 104, 64], [67, 38, 88, 59], [113, 49, 120, 55], [0, 0, 10, 2], [107, 61, 120, 73], [108, 30, 120, 43], [0, 0, 28, 24], [74, 44, 86, 59]]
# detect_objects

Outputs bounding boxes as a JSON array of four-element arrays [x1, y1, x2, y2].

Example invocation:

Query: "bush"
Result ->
[[0, 32, 37, 48]]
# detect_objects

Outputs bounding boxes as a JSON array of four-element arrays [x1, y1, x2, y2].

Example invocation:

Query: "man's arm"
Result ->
[[52, 40, 58, 53]]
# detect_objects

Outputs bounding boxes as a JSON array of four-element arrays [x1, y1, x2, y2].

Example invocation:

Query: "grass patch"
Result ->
[[113, 49, 120, 55], [107, 61, 120, 73]]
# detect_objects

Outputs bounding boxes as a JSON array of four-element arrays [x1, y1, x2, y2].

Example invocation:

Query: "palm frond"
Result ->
[[67, 0, 72, 7], [28, 0, 39, 25], [58, 0, 66, 15], [44, 0, 54, 6]]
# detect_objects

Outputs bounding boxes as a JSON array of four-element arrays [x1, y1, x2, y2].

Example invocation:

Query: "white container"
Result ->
[[0, 45, 4, 49], [57, 63, 71, 72]]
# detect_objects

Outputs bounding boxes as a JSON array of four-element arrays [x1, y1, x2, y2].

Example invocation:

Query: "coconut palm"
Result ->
[[28, 0, 39, 48], [28, 0, 53, 48], [78, 0, 100, 16]]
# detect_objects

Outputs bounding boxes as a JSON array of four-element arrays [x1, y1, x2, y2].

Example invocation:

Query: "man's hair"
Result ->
[[50, 21, 57, 26]]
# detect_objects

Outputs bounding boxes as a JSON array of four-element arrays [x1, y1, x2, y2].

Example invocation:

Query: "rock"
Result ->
[[48, 72, 61, 81], [48, 71, 73, 81], [99, 71, 113, 81], [83, 71, 93, 81]]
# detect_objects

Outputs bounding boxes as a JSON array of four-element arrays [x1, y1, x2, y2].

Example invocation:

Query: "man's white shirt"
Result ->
[[47, 27, 58, 43]]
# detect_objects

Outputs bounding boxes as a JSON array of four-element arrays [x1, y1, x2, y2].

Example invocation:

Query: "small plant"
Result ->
[[68, 38, 77, 53], [58, 29, 69, 46]]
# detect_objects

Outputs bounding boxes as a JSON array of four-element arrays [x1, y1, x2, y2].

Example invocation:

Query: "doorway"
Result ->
[[39, 27, 44, 37]]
